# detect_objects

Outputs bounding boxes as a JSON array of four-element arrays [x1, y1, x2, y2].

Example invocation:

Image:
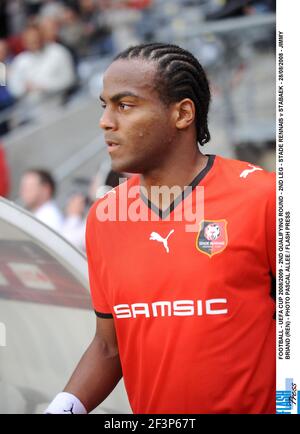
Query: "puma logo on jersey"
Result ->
[[149, 229, 174, 253], [63, 403, 74, 414], [240, 164, 263, 178]]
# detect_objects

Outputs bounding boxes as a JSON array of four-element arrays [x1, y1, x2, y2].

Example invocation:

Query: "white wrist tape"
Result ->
[[44, 392, 87, 414]]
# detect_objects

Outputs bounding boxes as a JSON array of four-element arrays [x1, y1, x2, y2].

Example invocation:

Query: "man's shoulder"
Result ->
[[216, 155, 275, 194], [11, 51, 34, 68], [36, 200, 64, 221]]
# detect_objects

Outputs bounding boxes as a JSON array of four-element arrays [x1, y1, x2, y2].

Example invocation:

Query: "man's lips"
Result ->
[[106, 140, 121, 153]]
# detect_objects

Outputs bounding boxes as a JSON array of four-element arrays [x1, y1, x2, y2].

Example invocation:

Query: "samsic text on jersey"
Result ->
[[86, 155, 276, 414]]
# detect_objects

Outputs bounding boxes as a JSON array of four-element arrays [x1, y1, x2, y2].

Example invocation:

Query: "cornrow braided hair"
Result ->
[[114, 43, 211, 146]]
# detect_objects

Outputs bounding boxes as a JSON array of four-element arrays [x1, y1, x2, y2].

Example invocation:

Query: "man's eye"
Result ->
[[100, 103, 106, 109], [119, 103, 132, 110]]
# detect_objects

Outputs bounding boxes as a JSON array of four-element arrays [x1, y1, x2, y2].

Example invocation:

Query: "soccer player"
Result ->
[[46, 43, 275, 414]]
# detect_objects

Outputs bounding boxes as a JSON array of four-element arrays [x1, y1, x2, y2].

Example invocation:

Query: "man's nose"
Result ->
[[99, 109, 117, 130]]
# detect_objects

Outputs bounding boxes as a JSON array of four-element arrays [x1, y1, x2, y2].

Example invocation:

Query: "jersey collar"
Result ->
[[139, 154, 216, 220]]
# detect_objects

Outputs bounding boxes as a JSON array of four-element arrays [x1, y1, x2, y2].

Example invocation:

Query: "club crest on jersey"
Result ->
[[196, 220, 228, 258]]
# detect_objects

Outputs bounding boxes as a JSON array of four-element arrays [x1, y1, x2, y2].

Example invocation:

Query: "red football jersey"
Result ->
[[86, 155, 276, 414]]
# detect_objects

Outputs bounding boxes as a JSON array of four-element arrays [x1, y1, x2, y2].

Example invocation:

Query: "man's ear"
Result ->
[[173, 98, 196, 130]]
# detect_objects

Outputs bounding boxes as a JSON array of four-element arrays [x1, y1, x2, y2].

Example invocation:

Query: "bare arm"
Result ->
[[63, 316, 122, 413]]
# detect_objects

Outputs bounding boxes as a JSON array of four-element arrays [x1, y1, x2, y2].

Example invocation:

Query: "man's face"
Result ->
[[19, 173, 44, 210], [80, 0, 95, 13], [40, 18, 59, 43], [99, 59, 177, 174], [23, 28, 43, 52]]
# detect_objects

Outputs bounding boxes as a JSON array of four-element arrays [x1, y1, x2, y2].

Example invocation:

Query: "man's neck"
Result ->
[[139, 149, 208, 211]]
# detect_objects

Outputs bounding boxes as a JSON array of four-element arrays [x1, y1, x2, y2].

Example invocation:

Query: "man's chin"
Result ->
[[111, 158, 141, 175]]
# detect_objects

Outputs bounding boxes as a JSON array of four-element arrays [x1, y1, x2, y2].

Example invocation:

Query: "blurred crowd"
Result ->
[[18, 166, 129, 251], [0, 0, 153, 126], [0, 0, 153, 216]]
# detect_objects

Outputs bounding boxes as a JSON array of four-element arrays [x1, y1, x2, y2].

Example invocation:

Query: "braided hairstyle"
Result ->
[[114, 42, 211, 146]]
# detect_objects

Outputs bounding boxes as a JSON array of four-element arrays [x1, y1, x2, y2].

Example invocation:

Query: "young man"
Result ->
[[46, 43, 275, 414]]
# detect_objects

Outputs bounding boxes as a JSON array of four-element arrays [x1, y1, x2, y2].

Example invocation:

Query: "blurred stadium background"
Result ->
[[0, 0, 275, 414]]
